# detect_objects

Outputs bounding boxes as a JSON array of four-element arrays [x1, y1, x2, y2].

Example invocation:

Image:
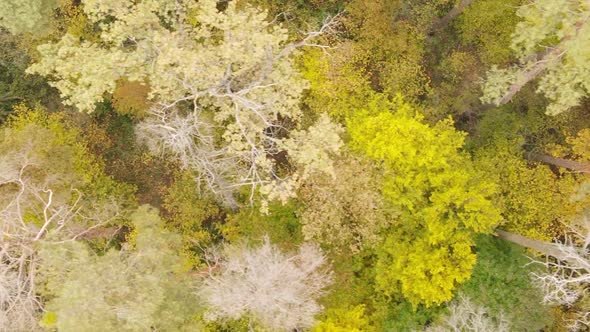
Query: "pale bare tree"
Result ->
[[424, 295, 510, 332], [0, 124, 123, 331], [531, 223, 590, 331], [198, 237, 333, 331]]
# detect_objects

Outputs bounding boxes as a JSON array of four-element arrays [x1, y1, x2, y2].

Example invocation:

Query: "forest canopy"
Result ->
[[1, 0, 590, 331]]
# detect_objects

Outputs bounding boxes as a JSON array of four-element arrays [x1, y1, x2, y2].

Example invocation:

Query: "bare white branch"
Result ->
[[531, 228, 590, 331], [198, 237, 333, 331], [135, 11, 341, 209], [424, 295, 510, 332], [0, 131, 123, 331]]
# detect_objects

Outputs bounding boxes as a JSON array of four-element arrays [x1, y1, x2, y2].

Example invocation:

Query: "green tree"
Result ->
[[0, 30, 59, 121], [459, 236, 553, 331], [0, 105, 134, 331], [347, 95, 501, 307], [456, 0, 522, 65], [429, 0, 475, 34], [482, 0, 590, 115], [0, 0, 59, 36], [38, 206, 201, 331], [162, 170, 224, 267], [219, 200, 303, 251]]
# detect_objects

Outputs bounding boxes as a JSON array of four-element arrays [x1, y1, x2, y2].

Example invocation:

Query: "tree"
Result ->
[[430, 0, 476, 35], [0, 0, 59, 36], [427, 50, 482, 120], [161, 170, 224, 266], [459, 235, 553, 331], [523, 128, 590, 174], [327, 0, 431, 104], [529, 227, 590, 331], [494, 225, 590, 331], [526, 151, 590, 174], [299, 47, 376, 121], [38, 205, 201, 331], [312, 305, 375, 332], [475, 143, 580, 241], [424, 295, 510, 332], [298, 153, 395, 253], [28, 0, 342, 208], [455, 0, 522, 65], [0, 29, 59, 121], [347, 95, 502, 307], [471, 108, 584, 241], [219, 200, 304, 251], [481, 0, 590, 114], [111, 79, 151, 118], [199, 238, 333, 331], [0, 106, 133, 331]]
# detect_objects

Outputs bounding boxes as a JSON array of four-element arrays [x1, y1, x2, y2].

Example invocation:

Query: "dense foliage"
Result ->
[[1, 0, 590, 331]]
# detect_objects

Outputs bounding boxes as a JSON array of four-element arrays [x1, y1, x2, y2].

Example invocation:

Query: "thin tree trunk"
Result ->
[[71, 226, 124, 240], [497, 58, 554, 106], [469, 49, 561, 113], [493, 18, 587, 106], [495, 45, 567, 106], [0, 94, 22, 103], [430, 0, 476, 35], [468, 15, 586, 113], [496, 229, 569, 261], [527, 152, 590, 174]]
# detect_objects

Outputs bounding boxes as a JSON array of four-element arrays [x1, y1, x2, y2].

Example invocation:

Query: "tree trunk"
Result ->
[[70, 226, 124, 240], [468, 48, 562, 112], [495, 44, 567, 106], [0, 94, 22, 103], [493, 19, 588, 107], [496, 229, 569, 261], [430, 0, 476, 35], [526, 152, 590, 174], [496, 58, 554, 106]]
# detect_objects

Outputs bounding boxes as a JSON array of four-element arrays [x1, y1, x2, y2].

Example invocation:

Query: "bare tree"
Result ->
[[424, 295, 510, 332], [0, 124, 123, 331], [497, 220, 590, 331], [496, 229, 574, 262], [198, 237, 333, 331], [531, 226, 590, 331]]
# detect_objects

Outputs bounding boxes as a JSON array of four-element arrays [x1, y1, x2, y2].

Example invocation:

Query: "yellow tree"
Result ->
[[347, 96, 501, 307]]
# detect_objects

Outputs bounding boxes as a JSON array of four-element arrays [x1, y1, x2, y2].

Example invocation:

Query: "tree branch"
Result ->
[[526, 152, 590, 174], [429, 0, 476, 35], [496, 229, 574, 262]]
